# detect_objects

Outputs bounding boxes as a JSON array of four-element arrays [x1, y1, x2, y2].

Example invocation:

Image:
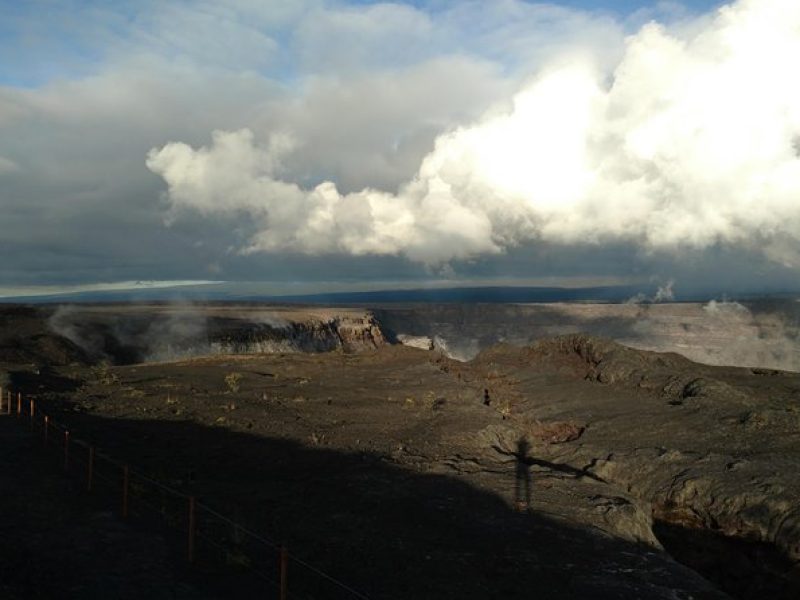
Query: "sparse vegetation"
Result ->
[[90, 362, 119, 385], [224, 372, 243, 393], [497, 400, 512, 418]]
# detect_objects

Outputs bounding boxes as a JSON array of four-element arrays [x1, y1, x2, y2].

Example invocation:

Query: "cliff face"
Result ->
[[372, 301, 800, 371], [37, 305, 388, 364], [335, 315, 387, 351], [208, 315, 386, 355]]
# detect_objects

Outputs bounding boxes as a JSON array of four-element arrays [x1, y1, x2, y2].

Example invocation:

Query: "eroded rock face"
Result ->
[[335, 315, 387, 351], [25, 305, 389, 364], [470, 335, 800, 598], [396, 334, 434, 350], [210, 316, 386, 355]]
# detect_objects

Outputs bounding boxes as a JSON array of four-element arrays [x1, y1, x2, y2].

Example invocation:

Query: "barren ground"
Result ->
[[2, 304, 800, 599]]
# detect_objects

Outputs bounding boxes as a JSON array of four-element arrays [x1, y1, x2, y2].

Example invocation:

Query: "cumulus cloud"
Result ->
[[147, 128, 511, 262], [2, 0, 799, 293], [148, 0, 800, 266]]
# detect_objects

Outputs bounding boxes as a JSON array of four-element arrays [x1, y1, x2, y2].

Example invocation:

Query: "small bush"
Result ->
[[90, 362, 119, 385], [224, 372, 243, 393]]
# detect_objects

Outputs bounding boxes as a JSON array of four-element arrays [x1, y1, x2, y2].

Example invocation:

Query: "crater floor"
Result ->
[[5, 328, 800, 598]]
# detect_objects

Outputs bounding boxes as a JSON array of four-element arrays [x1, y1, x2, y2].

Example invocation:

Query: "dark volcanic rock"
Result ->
[[4, 306, 800, 599], [0, 306, 90, 366], [471, 336, 800, 598]]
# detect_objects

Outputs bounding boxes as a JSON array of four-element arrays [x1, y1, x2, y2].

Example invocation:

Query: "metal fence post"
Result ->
[[64, 431, 70, 471], [122, 466, 129, 518], [188, 496, 196, 563], [87, 447, 95, 492], [280, 546, 289, 600], [44, 415, 49, 445]]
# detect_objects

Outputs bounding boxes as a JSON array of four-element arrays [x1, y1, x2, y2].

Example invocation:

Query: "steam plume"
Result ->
[[147, 0, 800, 265]]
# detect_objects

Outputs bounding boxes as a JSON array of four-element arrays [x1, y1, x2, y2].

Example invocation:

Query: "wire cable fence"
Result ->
[[0, 386, 371, 600]]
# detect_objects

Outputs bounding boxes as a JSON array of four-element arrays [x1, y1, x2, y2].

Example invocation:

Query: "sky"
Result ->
[[1, 0, 799, 299]]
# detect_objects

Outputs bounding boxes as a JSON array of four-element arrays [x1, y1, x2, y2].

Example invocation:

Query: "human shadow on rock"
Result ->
[[38, 410, 728, 600]]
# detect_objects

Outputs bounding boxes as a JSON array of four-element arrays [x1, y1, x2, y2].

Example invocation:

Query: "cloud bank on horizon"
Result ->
[[2, 0, 799, 294], [147, 0, 800, 267]]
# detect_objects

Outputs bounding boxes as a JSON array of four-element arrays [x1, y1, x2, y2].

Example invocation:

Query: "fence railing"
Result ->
[[0, 386, 371, 600]]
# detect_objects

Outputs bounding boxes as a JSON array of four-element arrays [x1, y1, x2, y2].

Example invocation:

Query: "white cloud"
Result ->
[[148, 0, 800, 266], [3, 0, 799, 290]]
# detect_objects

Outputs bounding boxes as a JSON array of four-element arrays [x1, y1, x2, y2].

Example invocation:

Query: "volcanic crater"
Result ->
[[2, 303, 800, 599]]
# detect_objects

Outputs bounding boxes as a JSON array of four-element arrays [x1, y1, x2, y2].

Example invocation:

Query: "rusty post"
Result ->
[[29, 397, 34, 428], [87, 447, 95, 492], [188, 496, 196, 563], [280, 546, 288, 600], [5, 390, 9, 415], [16, 392, 20, 415], [64, 431, 70, 471], [44, 415, 49, 445], [122, 465, 129, 518]]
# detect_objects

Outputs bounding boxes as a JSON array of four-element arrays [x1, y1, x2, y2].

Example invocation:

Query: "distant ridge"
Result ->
[[267, 285, 645, 304], [0, 284, 648, 304]]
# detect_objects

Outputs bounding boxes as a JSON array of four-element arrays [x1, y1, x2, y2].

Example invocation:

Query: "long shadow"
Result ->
[[12, 408, 730, 600], [514, 439, 531, 511], [525, 457, 606, 483]]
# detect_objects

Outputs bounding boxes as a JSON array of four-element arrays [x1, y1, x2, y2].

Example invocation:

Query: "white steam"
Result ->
[[703, 299, 750, 317], [625, 279, 676, 304], [147, 0, 800, 265], [653, 280, 675, 303], [696, 299, 800, 371]]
